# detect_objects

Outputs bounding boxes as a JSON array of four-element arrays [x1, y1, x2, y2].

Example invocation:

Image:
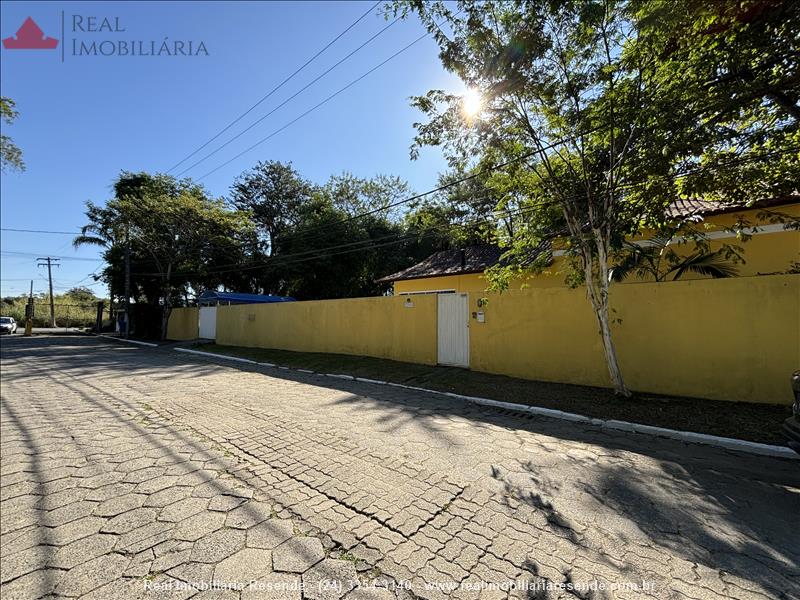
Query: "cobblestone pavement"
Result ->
[[1, 336, 798, 600]]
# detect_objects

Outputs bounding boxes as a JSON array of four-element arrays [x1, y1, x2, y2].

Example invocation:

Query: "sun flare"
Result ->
[[462, 88, 484, 118]]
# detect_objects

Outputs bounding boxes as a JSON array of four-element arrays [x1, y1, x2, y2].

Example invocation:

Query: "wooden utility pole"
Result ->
[[37, 257, 60, 327]]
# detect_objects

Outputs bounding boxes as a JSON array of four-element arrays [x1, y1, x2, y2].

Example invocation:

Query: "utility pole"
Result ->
[[24, 280, 33, 336], [124, 227, 131, 339], [37, 257, 60, 327]]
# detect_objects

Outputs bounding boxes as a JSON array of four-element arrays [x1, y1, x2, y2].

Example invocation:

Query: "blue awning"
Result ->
[[198, 291, 294, 305]]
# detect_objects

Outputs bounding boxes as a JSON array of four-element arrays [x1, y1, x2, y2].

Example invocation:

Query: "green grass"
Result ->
[[197, 343, 792, 445]]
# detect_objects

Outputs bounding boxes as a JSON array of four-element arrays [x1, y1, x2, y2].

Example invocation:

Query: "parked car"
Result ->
[[0, 317, 17, 334], [784, 371, 800, 455]]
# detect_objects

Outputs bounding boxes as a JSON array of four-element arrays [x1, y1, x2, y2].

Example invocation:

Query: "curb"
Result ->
[[172, 347, 798, 460], [175, 347, 257, 362], [97, 334, 159, 348]]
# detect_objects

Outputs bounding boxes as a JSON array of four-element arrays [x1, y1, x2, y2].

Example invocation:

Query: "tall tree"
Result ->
[[321, 172, 411, 221], [272, 192, 409, 299], [77, 172, 254, 339], [632, 0, 799, 202], [394, 0, 799, 396], [0, 97, 25, 172], [229, 161, 313, 256]]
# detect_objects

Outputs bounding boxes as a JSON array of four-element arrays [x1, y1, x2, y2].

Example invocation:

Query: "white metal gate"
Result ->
[[437, 293, 469, 367], [198, 306, 217, 339]]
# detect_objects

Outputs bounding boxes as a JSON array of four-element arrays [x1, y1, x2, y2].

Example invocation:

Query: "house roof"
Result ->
[[378, 240, 554, 283], [379, 195, 798, 284], [377, 245, 504, 283], [198, 291, 294, 305], [667, 195, 798, 220]]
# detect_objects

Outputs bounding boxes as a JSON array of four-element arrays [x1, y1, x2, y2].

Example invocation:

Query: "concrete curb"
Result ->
[[172, 347, 798, 460], [175, 347, 257, 363], [97, 334, 159, 348]]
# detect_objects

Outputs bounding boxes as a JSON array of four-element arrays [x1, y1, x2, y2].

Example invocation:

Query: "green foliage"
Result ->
[[227, 162, 446, 299], [631, 0, 800, 206], [1, 288, 104, 327], [610, 239, 742, 282], [229, 160, 312, 256], [392, 0, 800, 395], [269, 179, 430, 299], [321, 172, 411, 219], [0, 97, 25, 172], [77, 164, 448, 308], [76, 172, 256, 339]]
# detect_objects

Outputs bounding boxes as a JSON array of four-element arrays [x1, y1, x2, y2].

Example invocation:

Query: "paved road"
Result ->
[[1, 336, 798, 600]]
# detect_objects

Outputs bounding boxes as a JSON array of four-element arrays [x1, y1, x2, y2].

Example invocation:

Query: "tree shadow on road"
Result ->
[[5, 336, 798, 599]]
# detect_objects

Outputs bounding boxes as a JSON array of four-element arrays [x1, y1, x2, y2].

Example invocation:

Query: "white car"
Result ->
[[0, 317, 17, 334]]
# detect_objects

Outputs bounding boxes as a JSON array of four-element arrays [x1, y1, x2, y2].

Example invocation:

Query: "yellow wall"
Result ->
[[216, 295, 437, 365], [470, 274, 799, 404], [207, 275, 797, 404], [628, 204, 800, 281], [393, 268, 566, 295], [166, 307, 199, 341], [394, 206, 800, 295]]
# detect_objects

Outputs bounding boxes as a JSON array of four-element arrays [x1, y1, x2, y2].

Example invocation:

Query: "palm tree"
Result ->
[[73, 202, 126, 305], [610, 235, 740, 283]]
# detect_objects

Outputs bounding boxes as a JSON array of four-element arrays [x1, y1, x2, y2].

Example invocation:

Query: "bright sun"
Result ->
[[462, 88, 484, 118]]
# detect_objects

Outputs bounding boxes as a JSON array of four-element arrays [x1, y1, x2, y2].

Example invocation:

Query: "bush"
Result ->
[[1, 293, 110, 328]]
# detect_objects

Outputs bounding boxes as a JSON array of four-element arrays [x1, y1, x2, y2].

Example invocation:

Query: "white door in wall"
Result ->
[[437, 293, 469, 367], [198, 306, 217, 339]]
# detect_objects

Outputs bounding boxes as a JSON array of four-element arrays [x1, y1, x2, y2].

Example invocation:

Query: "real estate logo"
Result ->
[[2, 17, 59, 50], [2, 13, 208, 60]]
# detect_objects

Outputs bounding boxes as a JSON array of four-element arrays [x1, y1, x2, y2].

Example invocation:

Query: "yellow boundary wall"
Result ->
[[216, 295, 437, 365], [166, 307, 199, 341], [174, 274, 798, 404], [471, 274, 799, 404]]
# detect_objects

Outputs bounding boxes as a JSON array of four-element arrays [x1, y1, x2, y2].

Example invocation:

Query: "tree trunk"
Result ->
[[584, 245, 631, 397], [160, 306, 171, 342], [160, 264, 173, 341], [592, 285, 630, 396]]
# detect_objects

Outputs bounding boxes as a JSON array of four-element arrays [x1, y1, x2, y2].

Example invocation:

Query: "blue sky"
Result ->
[[0, 1, 461, 297]]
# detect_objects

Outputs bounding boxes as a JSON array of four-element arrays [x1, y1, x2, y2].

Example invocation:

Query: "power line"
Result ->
[[178, 15, 402, 176], [225, 141, 800, 254], [143, 128, 606, 276], [137, 145, 799, 278], [196, 29, 432, 181], [1, 228, 80, 235], [0, 251, 102, 262], [167, 1, 382, 174]]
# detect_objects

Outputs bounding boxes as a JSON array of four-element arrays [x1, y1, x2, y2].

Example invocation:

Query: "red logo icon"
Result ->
[[3, 17, 59, 49]]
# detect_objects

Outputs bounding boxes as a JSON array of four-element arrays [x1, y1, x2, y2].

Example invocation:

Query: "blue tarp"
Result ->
[[198, 291, 295, 305]]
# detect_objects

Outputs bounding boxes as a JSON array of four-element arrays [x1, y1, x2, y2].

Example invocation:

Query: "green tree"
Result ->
[[272, 192, 410, 299], [403, 168, 505, 252], [394, 0, 799, 396], [77, 172, 255, 339], [321, 172, 411, 220], [1, 97, 25, 172], [64, 286, 98, 303], [631, 0, 799, 203], [229, 161, 313, 256]]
